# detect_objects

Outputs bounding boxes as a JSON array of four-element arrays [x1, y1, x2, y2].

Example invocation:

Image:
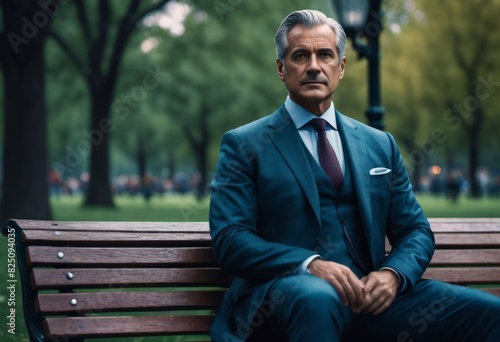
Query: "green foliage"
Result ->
[[380, 0, 500, 176], [128, 0, 323, 172], [46, 38, 89, 177], [22, 0, 500, 185]]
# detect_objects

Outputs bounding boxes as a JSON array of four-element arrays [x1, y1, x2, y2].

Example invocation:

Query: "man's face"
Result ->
[[276, 24, 345, 112]]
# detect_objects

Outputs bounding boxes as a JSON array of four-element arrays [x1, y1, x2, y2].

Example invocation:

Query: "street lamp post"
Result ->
[[332, 0, 385, 130]]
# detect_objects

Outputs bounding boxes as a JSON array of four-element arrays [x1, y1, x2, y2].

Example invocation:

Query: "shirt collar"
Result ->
[[285, 96, 338, 131]]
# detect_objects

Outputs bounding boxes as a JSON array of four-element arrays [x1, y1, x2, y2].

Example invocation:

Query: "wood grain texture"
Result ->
[[44, 315, 215, 338], [22, 230, 211, 246], [12, 219, 210, 232], [36, 290, 226, 314], [32, 268, 234, 289], [432, 233, 500, 248], [430, 249, 500, 266], [429, 218, 500, 232], [424, 267, 500, 284], [27, 246, 217, 266], [9, 218, 500, 233]]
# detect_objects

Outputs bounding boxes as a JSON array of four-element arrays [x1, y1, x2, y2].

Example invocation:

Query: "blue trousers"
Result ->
[[249, 274, 500, 342]]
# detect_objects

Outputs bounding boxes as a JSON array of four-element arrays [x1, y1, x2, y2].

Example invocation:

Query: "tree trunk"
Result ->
[[137, 137, 147, 182], [195, 145, 208, 200], [468, 110, 482, 198], [0, 1, 52, 221], [83, 90, 115, 207], [411, 164, 421, 193], [49, 0, 172, 207], [195, 109, 209, 200], [182, 100, 210, 200], [166, 145, 176, 180]]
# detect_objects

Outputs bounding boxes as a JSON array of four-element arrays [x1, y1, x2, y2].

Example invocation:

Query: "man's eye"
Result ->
[[320, 52, 333, 58], [293, 53, 306, 60]]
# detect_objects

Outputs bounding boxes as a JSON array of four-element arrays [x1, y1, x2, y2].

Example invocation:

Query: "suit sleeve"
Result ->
[[209, 131, 316, 281], [379, 132, 435, 291]]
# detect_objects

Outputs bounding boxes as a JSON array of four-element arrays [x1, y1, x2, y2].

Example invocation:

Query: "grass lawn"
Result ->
[[1, 193, 498, 341], [415, 194, 500, 218], [51, 194, 210, 222], [50, 193, 500, 221]]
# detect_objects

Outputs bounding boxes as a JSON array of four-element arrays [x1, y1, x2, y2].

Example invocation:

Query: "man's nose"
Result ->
[[307, 54, 321, 73]]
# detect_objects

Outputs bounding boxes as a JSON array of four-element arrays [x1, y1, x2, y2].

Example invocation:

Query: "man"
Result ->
[[209, 9, 500, 342]]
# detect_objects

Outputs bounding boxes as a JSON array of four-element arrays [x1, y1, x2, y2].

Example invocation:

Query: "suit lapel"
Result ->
[[336, 111, 374, 256], [268, 105, 321, 224]]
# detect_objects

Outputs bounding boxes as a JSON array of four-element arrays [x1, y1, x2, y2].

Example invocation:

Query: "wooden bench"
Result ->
[[2, 218, 500, 341]]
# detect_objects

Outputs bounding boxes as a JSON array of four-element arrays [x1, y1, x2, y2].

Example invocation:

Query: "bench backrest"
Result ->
[[2, 220, 232, 341], [2, 218, 500, 341], [417, 218, 500, 296]]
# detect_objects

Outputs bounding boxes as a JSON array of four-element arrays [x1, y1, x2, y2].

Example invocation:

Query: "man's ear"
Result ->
[[276, 58, 285, 82], [339, 56, 346, 79]]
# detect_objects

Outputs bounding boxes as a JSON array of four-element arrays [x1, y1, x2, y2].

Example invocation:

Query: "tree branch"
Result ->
[[470, 34, 489, 68], [48, 31, 91, 84], [104, 0, 170, 90], [182, 122, 200, 151], [449, 29, 468, 72], [89, 0, 111, 76], [133, 0, 171, 26], [74, 0, 92, 44]]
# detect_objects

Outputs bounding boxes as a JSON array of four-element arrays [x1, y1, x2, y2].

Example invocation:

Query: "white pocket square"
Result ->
[[369, 167, 391, 175]]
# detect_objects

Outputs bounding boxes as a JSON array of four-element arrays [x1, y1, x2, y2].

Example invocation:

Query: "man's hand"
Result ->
[[307, 259, 366, 310], [355, 270, 399, 316]]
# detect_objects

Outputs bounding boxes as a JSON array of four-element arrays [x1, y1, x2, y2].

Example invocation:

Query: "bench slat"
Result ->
[[22, 230, 211, 246], [484, 288, 500, 296], [12, 218, 500, 233], [430, 249, 500, 266], [12, 219, 210, 232], [27, 246, 217, 266], [424, 267, 500, 284], [433, 233, 500, 248], [386, 234, 500, 251], [36, 290, 226, 314], [32, 268, 234, 289], [33, 246, 500, 268], [44, 315, 214, 338], [430, 219, 500, 232]]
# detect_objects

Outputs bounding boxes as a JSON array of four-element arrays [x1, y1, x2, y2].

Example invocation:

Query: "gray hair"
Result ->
[[275, 9, 346, 62]]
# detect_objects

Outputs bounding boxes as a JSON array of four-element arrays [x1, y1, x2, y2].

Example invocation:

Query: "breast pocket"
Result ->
[[370, 171, 392, 185], [370, 171, 392, 216]]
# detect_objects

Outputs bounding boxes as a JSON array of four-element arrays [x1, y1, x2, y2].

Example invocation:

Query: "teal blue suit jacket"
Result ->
[[209, 104, 434, 341]]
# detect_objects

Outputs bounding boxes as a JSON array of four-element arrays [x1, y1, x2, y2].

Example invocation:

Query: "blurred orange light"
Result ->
[[431, 165, 442, 175]]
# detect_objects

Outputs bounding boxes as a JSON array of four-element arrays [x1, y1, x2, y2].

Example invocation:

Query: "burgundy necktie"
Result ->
[[310, 118, 343, 191]]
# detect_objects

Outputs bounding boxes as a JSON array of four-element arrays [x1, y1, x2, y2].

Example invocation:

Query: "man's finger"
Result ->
[[329, 278, 349, 307]]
